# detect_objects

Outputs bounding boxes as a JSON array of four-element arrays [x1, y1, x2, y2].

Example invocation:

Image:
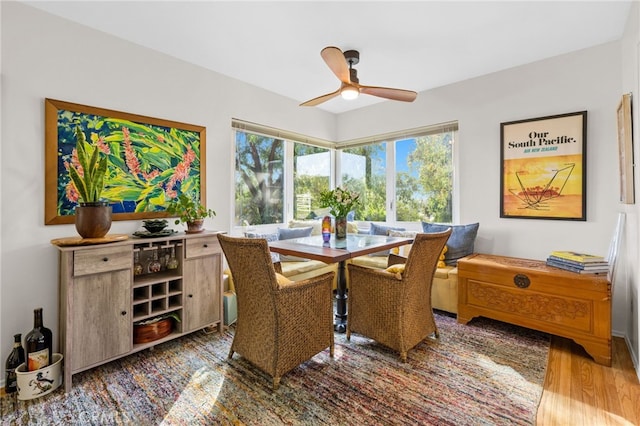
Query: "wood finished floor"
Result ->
[[537, 336, 640, 425]]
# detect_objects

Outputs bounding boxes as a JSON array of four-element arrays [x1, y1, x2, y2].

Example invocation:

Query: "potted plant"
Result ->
[[68, 126, 111, 238], [166, 193, 216, 233]]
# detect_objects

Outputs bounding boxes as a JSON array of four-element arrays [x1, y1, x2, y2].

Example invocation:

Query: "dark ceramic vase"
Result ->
[[75, 201, 112, 239], [335, 216, 347, 239]]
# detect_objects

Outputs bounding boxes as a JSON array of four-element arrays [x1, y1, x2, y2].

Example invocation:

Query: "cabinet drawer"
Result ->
[[185, 237, 220, 259], [74, 246, 132, 276]]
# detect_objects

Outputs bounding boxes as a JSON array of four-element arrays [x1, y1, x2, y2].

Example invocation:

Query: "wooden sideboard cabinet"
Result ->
[[54, 231, 224, 392], [457, 254, 611, 366]]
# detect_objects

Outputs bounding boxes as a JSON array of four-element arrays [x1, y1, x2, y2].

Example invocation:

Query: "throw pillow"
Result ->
[[288, 220, 322, 236], [369, 223, 406, 256], [223, 268, 235, 293], [277, 226, 313, 261], [275, 272, 293, 286], [437, 246, 448, 268], [347, 222, 359, 234], [225, 269, 293, 290], [385, 264, 406, 274], [244, 231, 280, 263], [389, 230, 418, 257], [421, 222, 479, 266]]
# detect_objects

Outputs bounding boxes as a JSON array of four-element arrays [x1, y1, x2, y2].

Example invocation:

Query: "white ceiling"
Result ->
[[23, 1, 632, 114]]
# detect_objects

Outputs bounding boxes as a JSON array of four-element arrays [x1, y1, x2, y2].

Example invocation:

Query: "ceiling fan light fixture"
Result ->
[[341, 85, 359, 100]]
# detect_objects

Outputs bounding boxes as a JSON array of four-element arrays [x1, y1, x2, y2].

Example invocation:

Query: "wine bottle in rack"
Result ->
[[4, 333, 25, 393], [25, 307, 53, 371]]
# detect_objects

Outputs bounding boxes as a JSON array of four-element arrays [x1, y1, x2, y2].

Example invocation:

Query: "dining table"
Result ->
[[269, 233, 414, 332]]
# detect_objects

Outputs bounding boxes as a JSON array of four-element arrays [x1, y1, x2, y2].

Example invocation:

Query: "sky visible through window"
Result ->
[[296, 139, 418, 179]]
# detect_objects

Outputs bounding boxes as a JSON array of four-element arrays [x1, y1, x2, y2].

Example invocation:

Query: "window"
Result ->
[[340, 143, 387, 221], [293, 143, 331, 220], [234, 131, 284, 226], [338, 124, 456, 223], [233, 119, 456, 228], [395, 131, 454, 223], [232, 120, 334, 227]]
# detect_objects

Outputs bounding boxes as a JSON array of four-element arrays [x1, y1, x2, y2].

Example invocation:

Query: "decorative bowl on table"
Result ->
[[142, 219, 168, 233]]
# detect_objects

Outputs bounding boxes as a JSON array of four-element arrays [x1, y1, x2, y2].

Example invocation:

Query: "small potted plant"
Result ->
[[166, 193, 216, 233], [68, 126, 111, 238]]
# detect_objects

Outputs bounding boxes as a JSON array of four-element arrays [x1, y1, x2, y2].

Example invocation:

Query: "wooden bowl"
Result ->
[[134, 318, 173, 344]]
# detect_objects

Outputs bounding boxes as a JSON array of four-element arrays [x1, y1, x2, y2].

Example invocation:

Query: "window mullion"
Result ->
[[285, 140, 294, 222], [386, 141, 395, 221]]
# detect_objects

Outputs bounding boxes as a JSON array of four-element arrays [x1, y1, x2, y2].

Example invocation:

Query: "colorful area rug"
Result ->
[[1, 312, 549, 425]]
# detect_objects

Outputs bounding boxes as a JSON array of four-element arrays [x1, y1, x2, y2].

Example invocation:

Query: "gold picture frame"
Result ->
[[616, 93, 634, 204], [45, 99, 206, 225]]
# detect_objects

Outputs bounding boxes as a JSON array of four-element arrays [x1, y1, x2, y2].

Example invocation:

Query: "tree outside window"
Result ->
[[340, 143, 386, 221], [396, 131, 453, 223], [234, 126, 455, 227], [234, 131, 284, 226]]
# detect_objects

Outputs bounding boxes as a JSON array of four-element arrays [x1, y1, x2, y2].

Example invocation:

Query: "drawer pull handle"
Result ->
[[203, 244, 208, 248], [514, 274, 530, 288], [188, 294, 193, 298], [102, 257, 109, 262], [121, 311, 127, 316]]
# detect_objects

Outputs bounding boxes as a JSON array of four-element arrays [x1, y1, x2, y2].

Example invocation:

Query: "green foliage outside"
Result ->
[[234, 130, 453, 226], [341, 144, 387, 221], [293, 144, 330, 219], [407, 132, 453, 223], [341, 133, 453, 223], [235, 132, 284, 225]]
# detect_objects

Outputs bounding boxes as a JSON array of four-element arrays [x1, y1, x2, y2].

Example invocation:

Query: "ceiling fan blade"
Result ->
[[300, 88, 341, 107], [321, 46, 351, 84], [360, 85, 417, 102]]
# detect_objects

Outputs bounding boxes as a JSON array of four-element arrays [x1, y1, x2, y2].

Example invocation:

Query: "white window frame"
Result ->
[[231, 119, 458, 234]]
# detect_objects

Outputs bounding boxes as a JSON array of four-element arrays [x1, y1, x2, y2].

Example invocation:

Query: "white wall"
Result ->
[[0, 2, 334, 374], [338, 44, 627, 329], [340, 22, 640, 371], [2, 1, 638, 381], [620, 0, 640, 373]]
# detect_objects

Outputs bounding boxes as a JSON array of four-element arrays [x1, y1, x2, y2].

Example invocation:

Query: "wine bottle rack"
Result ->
[[54, 231, 224, 392]]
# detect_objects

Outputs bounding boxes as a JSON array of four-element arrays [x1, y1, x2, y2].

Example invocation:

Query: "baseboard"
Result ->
[[623, 334, 640, 381]]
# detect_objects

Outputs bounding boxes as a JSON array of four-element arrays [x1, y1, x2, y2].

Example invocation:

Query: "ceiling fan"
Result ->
[[300, 46, 417, 107]]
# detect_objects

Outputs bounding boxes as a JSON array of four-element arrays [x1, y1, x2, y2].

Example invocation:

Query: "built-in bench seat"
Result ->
[[348, 255, 459, 314]]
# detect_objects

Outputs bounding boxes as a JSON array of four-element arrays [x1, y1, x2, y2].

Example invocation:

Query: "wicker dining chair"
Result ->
[[346, 229, 452, 361], [217, 234, 335, 390]]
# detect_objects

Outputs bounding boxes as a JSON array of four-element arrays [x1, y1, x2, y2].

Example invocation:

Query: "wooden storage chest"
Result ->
[[457, 254, 611, 366]]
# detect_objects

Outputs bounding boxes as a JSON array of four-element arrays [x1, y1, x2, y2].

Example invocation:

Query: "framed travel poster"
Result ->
[[500, 111, 587, 220], [45, 98, 206, 225]]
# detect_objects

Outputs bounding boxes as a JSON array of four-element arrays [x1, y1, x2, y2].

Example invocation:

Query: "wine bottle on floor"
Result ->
[[25, 308, 53, 371], [4, 334, 25, 393]]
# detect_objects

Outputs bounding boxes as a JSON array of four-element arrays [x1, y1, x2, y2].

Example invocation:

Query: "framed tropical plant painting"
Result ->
[[45, 98, 206, 225]]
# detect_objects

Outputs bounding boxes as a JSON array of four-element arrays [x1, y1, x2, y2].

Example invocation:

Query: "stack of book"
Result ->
[[546, 251, 609, 274]]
